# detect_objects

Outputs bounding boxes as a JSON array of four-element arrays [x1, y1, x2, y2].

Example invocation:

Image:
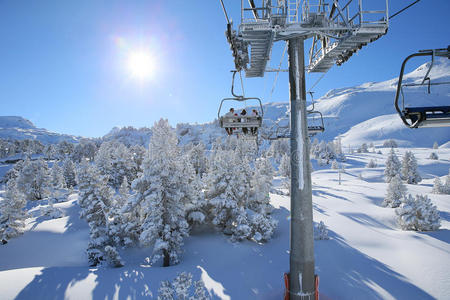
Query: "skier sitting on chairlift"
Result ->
[[241, 109, 248, 134], [224, 108, 235, 135], [251, 109, 259, 135]]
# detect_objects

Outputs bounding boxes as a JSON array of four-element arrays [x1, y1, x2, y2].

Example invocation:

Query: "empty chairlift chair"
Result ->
[[394, 46, 450, 128]]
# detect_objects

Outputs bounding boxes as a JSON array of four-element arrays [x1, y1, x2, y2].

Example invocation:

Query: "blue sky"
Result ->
[[1, 1, 449, 138]]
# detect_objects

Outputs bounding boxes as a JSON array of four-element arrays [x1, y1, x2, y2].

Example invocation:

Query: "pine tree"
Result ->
[[314, 221, 329, 240], [382, 174, 406, 208], [95, 141, 138, 189], [181, 161, 206, 227], [396, 194, 440, 231], [77, 161, 120, 266], [51, 162, 66, 189], [205, 141, 255, 237], [106, 176, 130, 246], [157, 272, 210, 300], [358, 143, 368, 153], [187, 142, 208, 177], [331, 160, 339, 169], [443, 170, 450, 194], [433, 141, 439, 149], [279, 153, 290, 177], [250, 156, 274, 214], [402, 151, 421, 184], [250, 212, 278, 242], [103, 245, 124, 267], [383, 139, 398, 148], [431, 177, 443, 194], [384, 148, 401, 183], [16, 157, 50, 200], [131, 119, 190, 267], [366, 159, 377, 168], [0, 179, 27, 242], [3, 160, 24, 184], [63, 158, 77, 188], [428, 152, 439, 160]]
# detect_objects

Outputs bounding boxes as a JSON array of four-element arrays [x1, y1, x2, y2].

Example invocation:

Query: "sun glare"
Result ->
[[127, 50, 155, 81]]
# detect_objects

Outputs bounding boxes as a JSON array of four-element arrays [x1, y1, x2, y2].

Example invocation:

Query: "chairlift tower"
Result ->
[[225, 1, 389, 299]]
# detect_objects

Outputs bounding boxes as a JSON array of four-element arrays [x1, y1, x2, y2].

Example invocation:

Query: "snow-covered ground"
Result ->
[[1, 146, 449, 299]]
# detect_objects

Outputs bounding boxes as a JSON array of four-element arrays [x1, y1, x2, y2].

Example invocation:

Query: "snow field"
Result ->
[[0, 146, 449, 299]]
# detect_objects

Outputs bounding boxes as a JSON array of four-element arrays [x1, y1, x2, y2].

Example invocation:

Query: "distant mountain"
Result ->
[[0, 116, 80, 144], [2, 59, 449, 148], [315, 58, 450, 147]]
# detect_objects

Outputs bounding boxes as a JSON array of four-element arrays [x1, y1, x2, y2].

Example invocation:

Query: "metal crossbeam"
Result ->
[[230, 0, 389, 77]]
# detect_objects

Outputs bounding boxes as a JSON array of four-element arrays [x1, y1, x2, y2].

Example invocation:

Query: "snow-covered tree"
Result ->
[[180, 161, 206, 227], [250, 156, 274, 214], [268, 139, 289, 162], [314, 221, 329, 240], [95, 141, 138, 189], [382, 174, 406, 208], [129, 119, 190, 267], [16, 157, 50, 200], [279, 153, 290, 177], [3, 160, 24, 184], [250, 212, 278, 242], [0, 179, 27, 243], [103, 245, 124, 268], [205, 147, 252, 239], [331, 160, 339, 169], [383, 139, 398, 148], [77, 161, 121, 266], [366, 159, 377, 168], [396, 194, 440, 231], [431, 177, 444, 194], [444, 170, 450, 194], [357, 143, 368, 153], [40, 197, 63, 219], [428, 152, 439, 160], [401, 151, 421, 184], [51, 162, 66, 189], [157, 272, 210, 300], [384, 148, 401, 183], [186, 142, 208, 177], [62, 158, 77, 188], [433, 141, 439, 149], [130, 144, 147, 173]]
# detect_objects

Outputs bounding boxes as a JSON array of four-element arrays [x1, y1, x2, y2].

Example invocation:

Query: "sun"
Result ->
[[127, 50, 155, 81]]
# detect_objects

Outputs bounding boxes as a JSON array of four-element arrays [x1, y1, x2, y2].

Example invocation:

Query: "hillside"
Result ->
[[0, 116, 79, 144], [1, 146, 449, 299], [105, 58, 449, 148], [1, 59, 448, 148]]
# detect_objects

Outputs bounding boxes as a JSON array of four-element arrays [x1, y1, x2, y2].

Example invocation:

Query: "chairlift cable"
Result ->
[[269, 44, 288, 101], [307, 72, 326, 94], [389, 0, 421, 20], [269, 2, 301, 101]]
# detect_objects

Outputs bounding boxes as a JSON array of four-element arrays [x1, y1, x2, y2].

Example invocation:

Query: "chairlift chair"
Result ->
[[307, 110, 325, 137], [218, 71, 264, 137], [394, 46, 450, 128], [307, 92, 325, 136]]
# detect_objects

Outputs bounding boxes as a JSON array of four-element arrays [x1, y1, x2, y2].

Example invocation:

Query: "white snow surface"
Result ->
[[1, 147, 449, 299], [0, 116, 79, 144]]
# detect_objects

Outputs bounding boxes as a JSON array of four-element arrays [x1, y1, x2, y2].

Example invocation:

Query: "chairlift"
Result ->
[[307, 92, 325, 136], [261, 93, 325, 140], [394, 46, 450, 128], [218, 71, 264, 137]]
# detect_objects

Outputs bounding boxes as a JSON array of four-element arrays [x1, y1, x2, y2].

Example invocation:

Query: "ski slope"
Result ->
[[1, 147, 449, 299]]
